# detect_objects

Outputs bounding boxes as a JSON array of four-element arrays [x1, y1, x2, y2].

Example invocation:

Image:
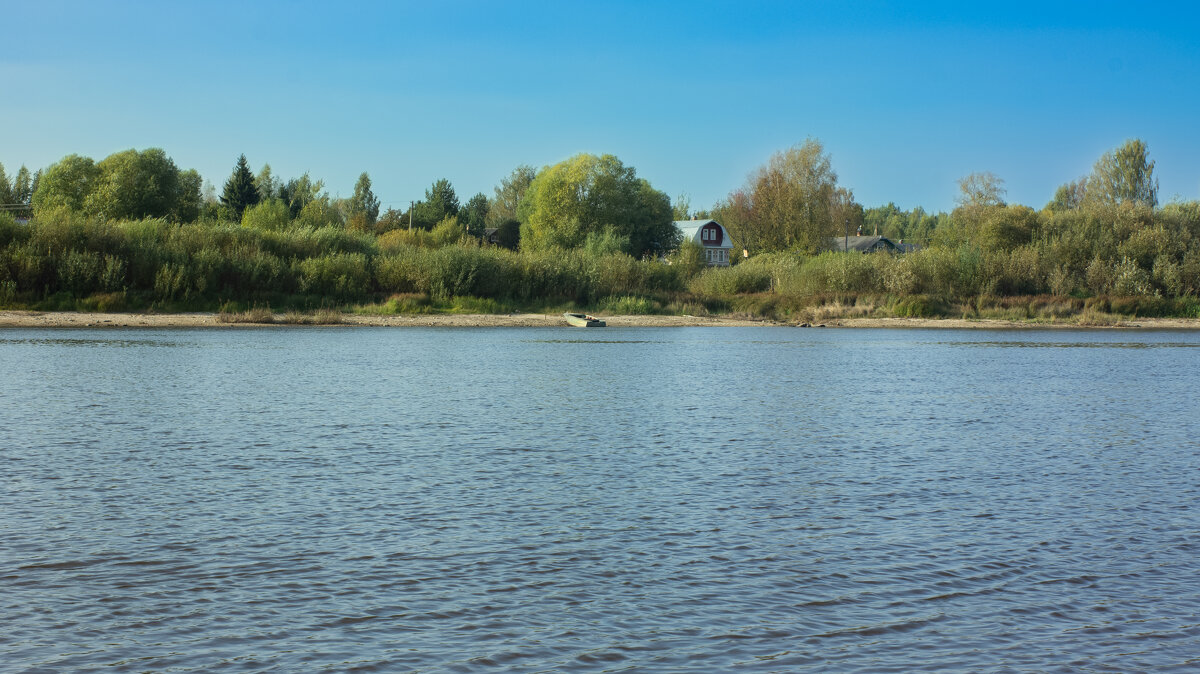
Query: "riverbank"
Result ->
[[2, 310, 1199, 329]]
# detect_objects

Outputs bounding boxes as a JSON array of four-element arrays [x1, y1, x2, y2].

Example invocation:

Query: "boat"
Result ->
[[563, 312, 606, 327]]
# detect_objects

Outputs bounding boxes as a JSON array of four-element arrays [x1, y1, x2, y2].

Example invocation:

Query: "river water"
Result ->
[[2, 326, 1198, 672]]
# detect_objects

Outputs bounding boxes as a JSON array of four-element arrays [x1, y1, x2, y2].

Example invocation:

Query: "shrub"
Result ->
[[296, 252, 371, 299], [599, 295, 656, 314], [689, 263, 772, 296], [1111, 257, 1154, 296], [241, 199, 291, 231]]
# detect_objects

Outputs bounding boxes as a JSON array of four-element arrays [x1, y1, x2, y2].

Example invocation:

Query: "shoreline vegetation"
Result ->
[[4, 140, 1200, 327], [2, 310, 1198, 330]]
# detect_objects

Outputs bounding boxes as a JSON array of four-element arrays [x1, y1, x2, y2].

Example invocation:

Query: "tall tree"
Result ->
[[488, 165, 536, 225], [346, 172, 381, 230], [85, 148, 185, 220], [518, 153, 675, 257], [1046, 179, 1087, 212], [412, 178, 459, 229], [1088, 138, 1157, 207], [255, 163, 281, 201], [280, 173, 324, 219], [221, 154, 260, 221], [176, 169, 203, 222], [0, 163, 12, 207], [460, 192, 489, 237], [713, 139, 843, 254], [31, 154, 100, 214], [12, 166, 35, 208], [672, 192, 692, 221], [956, 171, 1007, 209]]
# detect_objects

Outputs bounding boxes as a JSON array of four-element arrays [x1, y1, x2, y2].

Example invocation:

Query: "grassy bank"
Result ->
[[3, 206, 1200, 324]]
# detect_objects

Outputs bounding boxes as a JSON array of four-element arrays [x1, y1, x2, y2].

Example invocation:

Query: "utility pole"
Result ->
[[844, 218, 849, 253], [409, 201, 413, 230]]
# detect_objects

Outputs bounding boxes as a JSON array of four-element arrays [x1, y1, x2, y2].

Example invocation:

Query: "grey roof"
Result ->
[[829, 235, 902, 253], [674, 219, 733, 248]]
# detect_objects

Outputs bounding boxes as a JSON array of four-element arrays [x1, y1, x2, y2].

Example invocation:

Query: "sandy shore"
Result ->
[[2, 310, 1199, 329], [0, 311, 776, 328]]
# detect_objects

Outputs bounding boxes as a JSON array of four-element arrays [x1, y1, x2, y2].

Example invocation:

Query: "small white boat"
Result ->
[[563, 312, 606, 327]]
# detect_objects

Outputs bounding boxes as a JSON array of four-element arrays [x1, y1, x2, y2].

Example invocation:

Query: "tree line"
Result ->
[[2, 137, 1199, 317]]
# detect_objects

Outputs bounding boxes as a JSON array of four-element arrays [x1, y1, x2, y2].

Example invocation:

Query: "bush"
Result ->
[[241, 199, 292, 231], [296, 252, 371, 299], [689, 263, 772, 296], [598, 295, 657, 314], [891, 294, 949, 317]]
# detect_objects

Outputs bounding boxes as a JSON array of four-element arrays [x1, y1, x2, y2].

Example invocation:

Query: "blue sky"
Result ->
[[5, 1, 1199, 213]]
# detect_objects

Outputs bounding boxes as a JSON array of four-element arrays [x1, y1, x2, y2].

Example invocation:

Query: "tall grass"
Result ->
[[4, 200, 1200, 318]]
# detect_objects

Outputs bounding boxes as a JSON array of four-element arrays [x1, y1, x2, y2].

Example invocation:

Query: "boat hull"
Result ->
[[563, 312, 606, 327]]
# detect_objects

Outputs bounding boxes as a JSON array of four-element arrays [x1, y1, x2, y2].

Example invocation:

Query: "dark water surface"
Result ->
[[2, 327, 1198, 672]]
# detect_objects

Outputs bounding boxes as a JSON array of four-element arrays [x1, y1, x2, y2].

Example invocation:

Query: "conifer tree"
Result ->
[[347, 172, 380, 227], [0, 163, 12, 206], [221, 154, 260, 220]]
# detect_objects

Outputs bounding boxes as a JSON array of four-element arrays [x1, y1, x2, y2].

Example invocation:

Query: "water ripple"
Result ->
[[2, 326, 1198, 671]]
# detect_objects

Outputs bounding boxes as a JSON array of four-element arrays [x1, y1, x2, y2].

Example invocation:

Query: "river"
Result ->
[[2, 326, 1198, 672]]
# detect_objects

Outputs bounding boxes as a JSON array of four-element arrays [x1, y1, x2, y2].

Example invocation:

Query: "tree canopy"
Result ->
[[32, 155, 100, 214], [712, 139, 846, 254], [488, 165, 536, 226], [346, 172, 381, 230], [31, 149, 197, 221], [412, 179, 459, 229], [221, 154, 261, 221], [1088, 139, 1157, 207], [517, 153, 675, 257], [460, 192, 489, 237], [956, 171, 1007, 209]]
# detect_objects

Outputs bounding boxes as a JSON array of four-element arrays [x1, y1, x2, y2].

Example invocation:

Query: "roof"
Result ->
[[829, 235, 902, 253], [674, 219, 733, 248]]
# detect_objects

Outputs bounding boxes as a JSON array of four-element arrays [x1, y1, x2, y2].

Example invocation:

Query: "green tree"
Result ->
[[1087, 138, 1158, 207], [346, 172, 381, 231], [713, 139, 843, 254], [977, 205, 1038, 251], [32, 154, 100, 214], [488, 165, 536, 225], [175, 169, 203, 222], [221, 154, 261, 221], [517, 153, 675, 257], [13, 166, 35, 208], [0, 163, 12, 208], [295, 197, 343, 229], [85, 148, 186, 221], [255, 163, 281, 201], [280, 173, 324, 219], [412, 178, 459, 229], [241, 198, 291, 231], [460, 192, 489, 237], [493, 218, 520, 250], [672, 192, 692, 221], [1046, 179, 1087, 212]]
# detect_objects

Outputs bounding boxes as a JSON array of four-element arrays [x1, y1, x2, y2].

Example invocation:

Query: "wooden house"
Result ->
[[675, 219, 733, 266]]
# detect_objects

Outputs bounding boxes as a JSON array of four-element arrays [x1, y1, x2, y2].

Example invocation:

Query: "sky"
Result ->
[[4, 0, 1200, 214]]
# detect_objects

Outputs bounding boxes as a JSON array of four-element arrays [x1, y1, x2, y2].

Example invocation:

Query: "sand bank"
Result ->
[[1, 311, 1197, 329], [0, 311, 771, 328]]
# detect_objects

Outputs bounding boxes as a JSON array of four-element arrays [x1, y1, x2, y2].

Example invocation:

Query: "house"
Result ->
[[675, 219, 733, 266], [483, 227, 500, 245], [829, 235, 906, 253]]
